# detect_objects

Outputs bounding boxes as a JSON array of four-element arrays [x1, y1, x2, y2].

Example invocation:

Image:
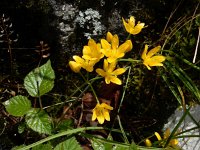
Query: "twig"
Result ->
[[193, 27, 200, 63]]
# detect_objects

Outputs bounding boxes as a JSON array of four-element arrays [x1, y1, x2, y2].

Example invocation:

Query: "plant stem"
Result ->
[[119, 58, 141, 63], [117, 115, 129, 144], [79, 72, 100, 103], [18, 127, 104, 150], [117, 66, 131, 113]]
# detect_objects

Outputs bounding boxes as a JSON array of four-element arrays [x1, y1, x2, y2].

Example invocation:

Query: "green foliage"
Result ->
[[56, 119, 74, 132], [3, 95, 31, 117], [32, 143, 52, 150], [2, 3, 200, 150], [165, 61, 200, 101], [24, 60, 55, 97], [3, 60, 55, 135], [54, 137, 82, 150], [25, 108, 52, 135], [18, 123, 26, 134]]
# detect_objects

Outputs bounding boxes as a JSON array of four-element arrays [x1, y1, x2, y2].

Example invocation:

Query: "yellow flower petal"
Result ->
[[146, 46, 161, 58], [107, 57, 118, 63], [112, 68, 126, 75], [103, 110, 110, 121], [142, 45, 166, 70], [170, 139, 179, 146], [73, 55, 84, 64], [92, 109, 97, 121], [129, 16, 135, 27], [122, 17, 131, 33], [105, 76, 111, 84], [122, 16, 145, 35], [101, 39, 111, 49], [141, 45, 148, 60], [96, 68, 106, 77], [145, 56, 166, 67], [125, 40, 133, 52], [145, 139, 152, 147], [143, 63, 151, 70], [101, 103, 113, 110], [82, 46, 91, 56], [110, 77, 122, 85], [164, 128, 171, 139], [117, 42, 129, 53], [155, 132, 162, 141], [88, 38, 96, 46], [106, 32, 113, 43], [111, 35, 119, 49], [92, 103, 113, 124], [97, 114, 105, 124], [103, 59, 109, 71], [130, 22, 145, 35], [108, 61, 117, 72], [69, 61, 81, 73]]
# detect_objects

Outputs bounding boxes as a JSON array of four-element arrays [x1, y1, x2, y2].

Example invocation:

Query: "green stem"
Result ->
[[18, 127, 104, 150], [117, 115, 129, 144], [79, 72, 100, 103], [119, 58, 141, 63], [117, 66, 131, 113], [126, 34, 131, 40]]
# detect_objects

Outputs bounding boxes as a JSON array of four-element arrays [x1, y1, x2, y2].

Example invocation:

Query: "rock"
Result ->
[[164, 105, 200, 150]]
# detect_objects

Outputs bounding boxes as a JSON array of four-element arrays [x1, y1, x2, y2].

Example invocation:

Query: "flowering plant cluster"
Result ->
[[69, 16, 166, 125], [145, 128, 179, 149]]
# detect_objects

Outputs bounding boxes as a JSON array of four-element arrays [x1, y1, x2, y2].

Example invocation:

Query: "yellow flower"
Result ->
[[154, 128, 179, 148], [96, 59, 126, 85], [69, 55, 96, 73], [163, 128, 179, 147], [145, 139, 152, 147], [82, 39, 104, 63], [122, 16, 145, 35], [141, 45, 166, 70], [155, 132, 162, 141], [101, 32, 132, 63], [92, 103, 113, 124], [69, 60, 82, 73]]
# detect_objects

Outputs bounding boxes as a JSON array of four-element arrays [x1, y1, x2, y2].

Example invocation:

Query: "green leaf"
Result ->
[[56, 119, 74, 132], [18, 122, 26, 134], [3, 95, 31, 117], [165, 61, 200, 102], [32, 143, 52, 150], [25, 108, 52, 134], [91, 140, 106, 150], [24, 60, 55, 97], [11, 145, 26, 150], [160, 72, 182, 105], [104, 134, 114, 150], [54, 137, 82, 150], [129, 142, 137, 150], [113, 145, 129, 150]]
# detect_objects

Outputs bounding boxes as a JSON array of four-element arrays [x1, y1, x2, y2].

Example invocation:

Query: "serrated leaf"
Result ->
[[54, 137, 82, 150], [32, 143, 52, 150], [25, 108, 52, 134], [113, 146, 129, 150], [104, 135, 114, 150], [91, 140, 106, 150], [24, 60, 55, 97], [3, 95, 31, 117], [56, 119, 74, 132]]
